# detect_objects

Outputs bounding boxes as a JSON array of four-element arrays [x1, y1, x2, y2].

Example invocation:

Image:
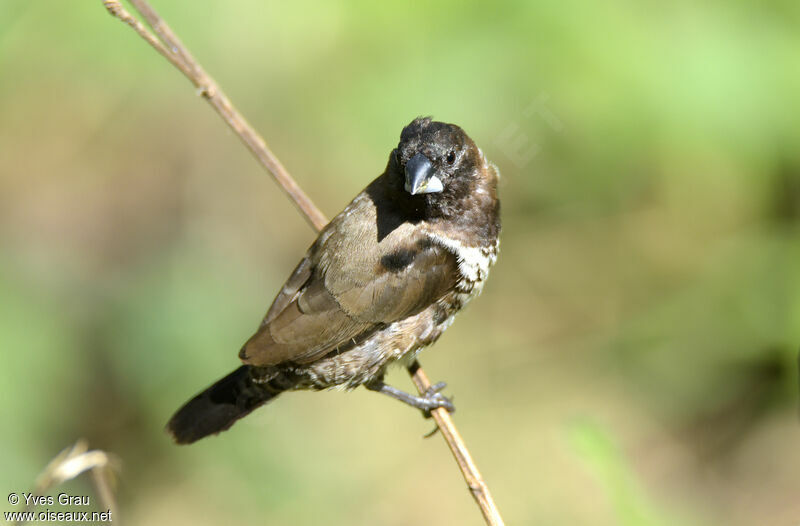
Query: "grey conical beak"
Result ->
[[404, 153, 443, 195]]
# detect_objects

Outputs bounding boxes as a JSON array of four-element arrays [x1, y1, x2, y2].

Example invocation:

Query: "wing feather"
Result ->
[[239, 191, 457, 367]]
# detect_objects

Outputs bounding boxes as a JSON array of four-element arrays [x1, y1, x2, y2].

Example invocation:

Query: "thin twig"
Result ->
[[17, 439, 121, 526], [102, 2, 504, 524], [409, 361, 504, 526], [103, 0, 327, 231]]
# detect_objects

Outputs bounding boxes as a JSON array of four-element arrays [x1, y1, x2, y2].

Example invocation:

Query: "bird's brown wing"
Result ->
[[239, 195, 458, 367], [261, 255, 313, 326]]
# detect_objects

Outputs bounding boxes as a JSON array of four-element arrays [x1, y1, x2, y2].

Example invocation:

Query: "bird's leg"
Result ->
[[365, 379, 455, 417]]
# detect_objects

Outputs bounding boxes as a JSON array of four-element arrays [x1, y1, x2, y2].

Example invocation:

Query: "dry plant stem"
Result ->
[[90, 466, 118, 519], [21, 440, 120, 526], [409, 361, 504, 525], [103, 0, 327, 231], [102, 2, 504, 525]]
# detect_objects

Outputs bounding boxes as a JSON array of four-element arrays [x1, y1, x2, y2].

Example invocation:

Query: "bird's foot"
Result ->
[[420, 381, 455, 418], [365, 380, 455, 417]]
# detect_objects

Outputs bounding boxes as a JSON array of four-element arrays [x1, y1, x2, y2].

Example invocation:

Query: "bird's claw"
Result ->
[[421, 381, 455, 418]]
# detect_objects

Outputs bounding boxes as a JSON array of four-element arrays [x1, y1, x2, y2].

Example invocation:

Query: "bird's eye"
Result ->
[[445, 150, 456, 165]]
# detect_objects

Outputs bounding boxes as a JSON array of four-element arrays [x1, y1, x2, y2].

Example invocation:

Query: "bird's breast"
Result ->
[[427, 233, 499, 313]]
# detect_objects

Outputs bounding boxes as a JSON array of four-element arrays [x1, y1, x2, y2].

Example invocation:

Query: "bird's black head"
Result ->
[[391, 118, 490, 213]]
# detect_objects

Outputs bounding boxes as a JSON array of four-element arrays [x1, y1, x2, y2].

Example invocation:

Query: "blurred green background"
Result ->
[[1, 1, 799, 525]]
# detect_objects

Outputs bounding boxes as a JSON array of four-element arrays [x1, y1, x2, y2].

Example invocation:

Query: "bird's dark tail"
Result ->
[[166, 366, 298, 444]]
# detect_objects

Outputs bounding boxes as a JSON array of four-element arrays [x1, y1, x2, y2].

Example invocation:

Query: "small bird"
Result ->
[[167, 117, 501, 444]]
